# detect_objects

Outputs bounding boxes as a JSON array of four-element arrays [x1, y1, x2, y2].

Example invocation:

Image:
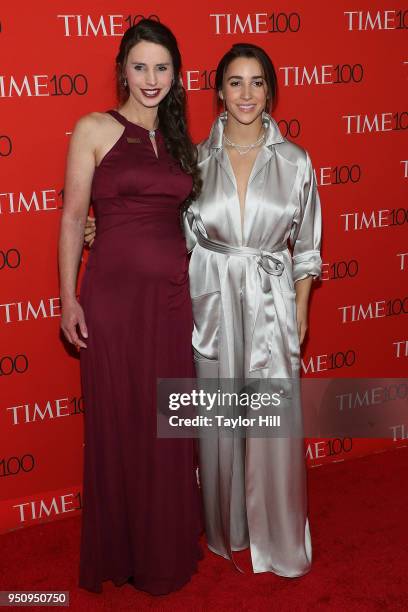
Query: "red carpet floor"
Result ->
[[1, 446, 408, 611]]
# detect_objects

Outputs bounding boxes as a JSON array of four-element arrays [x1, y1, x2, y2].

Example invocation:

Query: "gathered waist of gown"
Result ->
[[196, 229, 288, 277], [91, 206, 184, 236]]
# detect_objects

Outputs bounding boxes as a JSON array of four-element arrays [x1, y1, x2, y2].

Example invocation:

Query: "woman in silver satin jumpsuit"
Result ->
[[184, 43, 322, 577]]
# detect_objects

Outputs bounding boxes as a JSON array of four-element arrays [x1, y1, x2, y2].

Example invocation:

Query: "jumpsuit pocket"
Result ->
[[282, 290, 301, 366], [191, 291, 221, 362]]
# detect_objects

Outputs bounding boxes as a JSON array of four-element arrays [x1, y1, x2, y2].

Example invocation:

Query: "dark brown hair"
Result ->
[[116, 19, 201, 202], [215, 43, 278, 112]]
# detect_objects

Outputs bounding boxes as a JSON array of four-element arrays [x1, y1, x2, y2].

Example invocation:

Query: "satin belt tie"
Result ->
[[196, 230, 292, 375], [196, 230, 286, 275]]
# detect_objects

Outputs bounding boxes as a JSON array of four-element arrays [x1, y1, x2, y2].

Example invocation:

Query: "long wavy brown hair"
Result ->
[[116, 19, 201, 203]]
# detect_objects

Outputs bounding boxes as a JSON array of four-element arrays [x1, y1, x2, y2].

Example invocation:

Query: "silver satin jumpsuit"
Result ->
[[184, 112, 322, 577]]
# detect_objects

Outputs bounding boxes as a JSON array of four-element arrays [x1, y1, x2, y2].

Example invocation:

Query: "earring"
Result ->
[[123, 77, 128, 88], [223, 99, 227, 116]]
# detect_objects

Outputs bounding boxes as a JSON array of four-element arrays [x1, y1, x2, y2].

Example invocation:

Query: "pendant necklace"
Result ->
[[148, 119, 159, 139]]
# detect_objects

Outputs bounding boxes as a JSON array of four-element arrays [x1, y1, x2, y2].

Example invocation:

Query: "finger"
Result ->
[[84, 227, 94, 236], [87, 215, 95, 223], [62, 327, 73, 345], [90, 238, 95, 247], [63, 325, 86, 348], [78, 313, 88, 339], [70, 326, 87, 349]]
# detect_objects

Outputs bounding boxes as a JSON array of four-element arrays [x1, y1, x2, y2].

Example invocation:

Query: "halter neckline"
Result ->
[[108, 109, 159, 135]]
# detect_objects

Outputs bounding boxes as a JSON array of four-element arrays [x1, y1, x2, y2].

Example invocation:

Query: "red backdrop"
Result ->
[[1, 1, 407, 533]]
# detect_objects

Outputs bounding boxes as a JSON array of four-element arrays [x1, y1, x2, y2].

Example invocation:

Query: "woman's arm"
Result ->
[[58, 115, 97, 349], [295, 276, 313, 344], [290, 151, 322, 345], [182, 205, 197, 253]]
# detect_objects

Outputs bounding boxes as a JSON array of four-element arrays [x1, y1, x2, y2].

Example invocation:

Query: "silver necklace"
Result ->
[[223, 131, 265, 155]]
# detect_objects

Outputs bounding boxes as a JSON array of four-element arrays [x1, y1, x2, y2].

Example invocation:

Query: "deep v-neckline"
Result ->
[[224, 147, 262, 244]]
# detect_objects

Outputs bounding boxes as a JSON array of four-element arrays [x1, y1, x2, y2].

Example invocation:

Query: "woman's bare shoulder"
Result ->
[[74, 111, 119, 132], [71, 112, 122, 147]]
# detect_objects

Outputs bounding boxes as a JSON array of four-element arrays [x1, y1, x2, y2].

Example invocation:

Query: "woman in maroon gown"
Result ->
[[58, 20, 202, 595]]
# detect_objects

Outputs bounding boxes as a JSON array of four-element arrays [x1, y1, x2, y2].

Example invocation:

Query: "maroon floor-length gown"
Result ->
[[78, 110, 201, 595]]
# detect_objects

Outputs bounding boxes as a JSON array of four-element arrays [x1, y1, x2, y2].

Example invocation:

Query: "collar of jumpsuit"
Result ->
[[208, 111, 286, 150]]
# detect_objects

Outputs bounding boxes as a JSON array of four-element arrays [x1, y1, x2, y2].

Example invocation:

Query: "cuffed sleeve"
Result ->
[[289, 152, 322, 283], [182, 205, 197, 253]]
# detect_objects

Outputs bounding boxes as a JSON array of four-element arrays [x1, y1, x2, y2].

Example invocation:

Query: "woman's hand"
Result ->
[[84, 215, 96, 247], [61, 298, 88, 350]]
